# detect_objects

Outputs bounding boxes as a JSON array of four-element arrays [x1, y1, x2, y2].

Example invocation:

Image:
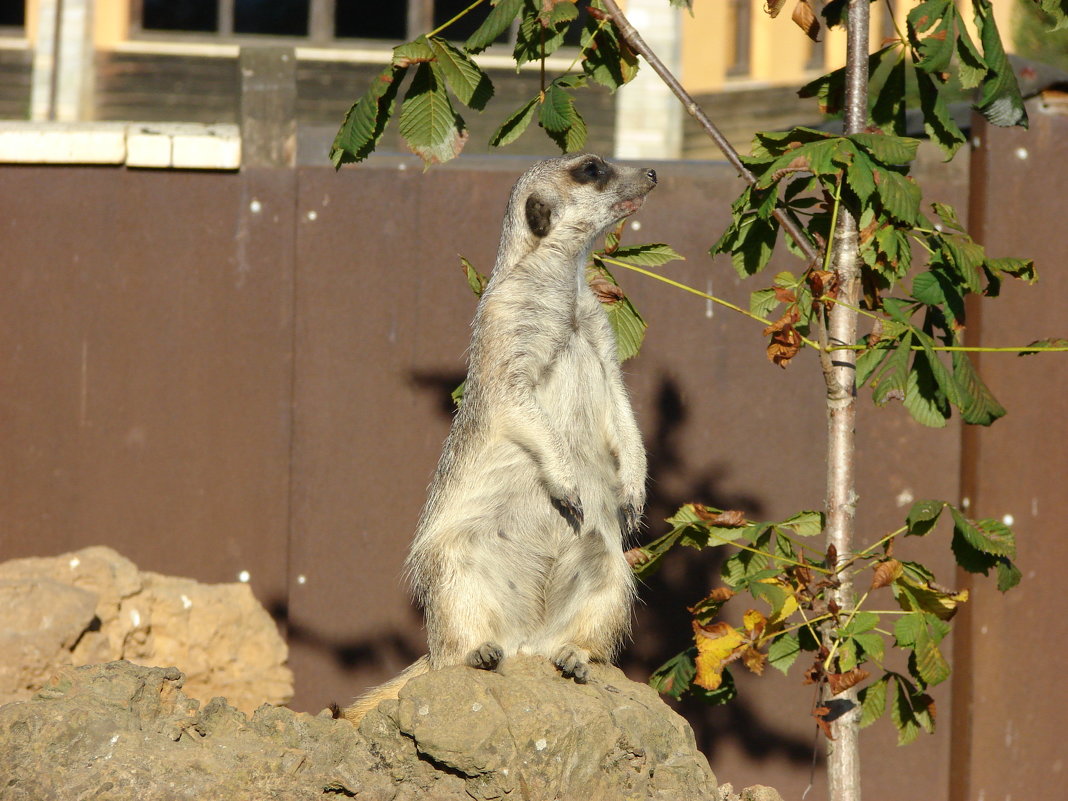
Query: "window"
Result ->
[[726, 0, 751, 78], [135, 0, 590, 46], [0, 0, 26, 29]]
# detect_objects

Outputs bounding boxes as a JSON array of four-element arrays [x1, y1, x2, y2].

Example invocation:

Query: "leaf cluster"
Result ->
[[711, 121, 1036, 425], [331, 0, 642, 167], [645, 499, 1019, 745], [804, 0, 1041, 158]]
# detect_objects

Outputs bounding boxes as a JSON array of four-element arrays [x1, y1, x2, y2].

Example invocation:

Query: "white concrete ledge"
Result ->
[[0, 121, 242, 169]]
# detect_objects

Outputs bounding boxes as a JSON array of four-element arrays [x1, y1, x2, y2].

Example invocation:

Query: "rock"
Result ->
[[0, 658, 735, 800], [0, 547, 292, 713]]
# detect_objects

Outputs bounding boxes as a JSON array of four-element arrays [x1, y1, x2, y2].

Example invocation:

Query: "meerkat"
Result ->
[[342, 154, 657, 724]]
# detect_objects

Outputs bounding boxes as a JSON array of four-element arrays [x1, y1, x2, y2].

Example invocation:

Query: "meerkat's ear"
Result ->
[[525, 194, 553, 237]]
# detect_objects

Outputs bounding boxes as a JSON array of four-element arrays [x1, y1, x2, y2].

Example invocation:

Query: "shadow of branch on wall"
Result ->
[[620, 376, 817, 766]]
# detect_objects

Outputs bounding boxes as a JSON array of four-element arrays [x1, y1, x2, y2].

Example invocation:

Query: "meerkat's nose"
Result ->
[[645, 169, 658, 184]]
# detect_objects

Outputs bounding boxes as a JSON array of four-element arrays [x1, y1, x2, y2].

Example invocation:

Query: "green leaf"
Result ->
[[973, 0, 1028, 127], [330, 64, 407, 167], [870, 332, 912, 406], [851, 133, 920, 166], [649, 648, 697, 700], [729, 217, 779, 277], [465, 0, 524, 54], [603, 292, 647, 362], [750, 288, 781, 320], [846, 149, 877, 206], [856, 341, 893, 388], [853, 632, 886, 664], [952, 351, 1006, 426], [398, 63, 468, 166], [427, 38, 493, 110], [949, 507, 1016, 557], [985, 256, 1037, 284], [904, 350, 951, 427], [460, 256, 488, 297], [1018, 337, 1068, 356], [912, 271, 945, 306], [490, 96, 539, 147], [767, 631, 801, 675], [874, 168, 922, 224], [392, 37, 436, 66], [915, 69, 967, 160], [514, 2, 570, 65], [906, 500, 945, 537], [893, 612, 924, 648], [913, 622, 951, 685], [996, 559, 1022, 592], [581, 12, 639, 90], [610, 244, 685, 267], [955, 21, 987, 91], [778, 510, 824, 537], [907, 0, 957, 74], [931, 201, 966, 232], [942, 233, 986, 293], [871, 56, 908, 136], [858, 676, 889, 728], [539, 83, 587, 152], [889, 678, 922, 745]]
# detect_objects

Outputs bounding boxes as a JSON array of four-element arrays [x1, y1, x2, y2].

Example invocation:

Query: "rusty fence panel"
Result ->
[[1, 134, 1061, 798]]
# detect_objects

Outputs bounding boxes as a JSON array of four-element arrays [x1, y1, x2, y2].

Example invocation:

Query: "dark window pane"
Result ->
[[336, 0, 406, 40], [143, 0, 218, 32], [433, 0, 492, 42], [235, 0, 309, 36], [0, 0, 25, 27]]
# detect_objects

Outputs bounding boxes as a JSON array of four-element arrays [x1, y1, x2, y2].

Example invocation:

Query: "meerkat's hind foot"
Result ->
[[466, 641, 504, 670], [552, 644, 591, 684]]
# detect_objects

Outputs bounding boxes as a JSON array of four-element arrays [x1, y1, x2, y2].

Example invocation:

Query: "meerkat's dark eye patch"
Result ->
[[525, 195, 553, 237], [569, 157, 613, 188]]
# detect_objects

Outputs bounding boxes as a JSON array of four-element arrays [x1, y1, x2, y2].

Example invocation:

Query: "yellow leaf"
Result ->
[[693, 622, 744, 691], [743, 609, 767, 636]]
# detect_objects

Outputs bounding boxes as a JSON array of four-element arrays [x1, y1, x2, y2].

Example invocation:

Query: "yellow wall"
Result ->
[[681, 0, 1024, 95]]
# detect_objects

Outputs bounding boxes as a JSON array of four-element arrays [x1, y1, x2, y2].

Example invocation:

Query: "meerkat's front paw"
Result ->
[[552, 644, 591, 683], [551, 492, 584, 533], [618, 502, 642, 537], [465, 642, 504, 671]]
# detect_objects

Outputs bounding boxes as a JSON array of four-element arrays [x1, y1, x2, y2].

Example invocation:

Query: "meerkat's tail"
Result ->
[[339, 655, 431, 726]]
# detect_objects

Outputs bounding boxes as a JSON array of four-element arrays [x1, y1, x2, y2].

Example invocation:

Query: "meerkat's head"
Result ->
[[508, 154, 657, 246]]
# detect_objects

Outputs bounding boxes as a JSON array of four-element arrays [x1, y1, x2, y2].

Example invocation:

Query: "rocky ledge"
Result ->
[[0, 657, 780, 801]]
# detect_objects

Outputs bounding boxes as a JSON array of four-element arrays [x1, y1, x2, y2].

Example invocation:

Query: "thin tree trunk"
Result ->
[[824, 2, 870, 801]]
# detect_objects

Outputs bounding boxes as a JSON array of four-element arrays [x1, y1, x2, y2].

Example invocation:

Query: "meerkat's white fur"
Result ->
[[343, 154, 657, 724]]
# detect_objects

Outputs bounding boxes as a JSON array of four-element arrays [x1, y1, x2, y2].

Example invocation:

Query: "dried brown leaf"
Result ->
[[871, 558, 903, 590], [694, 506, 748, 527], [765, 323, 803, 368], [770, 155, 813, 183], [827, 667, 870, 695], [589, 275, 625, 303], [765, 0, 790, 18], [792, 0, 821, 42], [813, 704, 835, 740], [742, 646, 768, 676]]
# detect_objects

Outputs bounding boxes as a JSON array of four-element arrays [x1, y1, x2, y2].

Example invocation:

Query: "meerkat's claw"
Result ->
[[552, 645, 591, 683], [619, 503, 642, 536], [552, 494, 584, 532], [465, 642, 504, 671]]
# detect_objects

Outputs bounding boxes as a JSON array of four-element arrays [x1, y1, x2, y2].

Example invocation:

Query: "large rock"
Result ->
[[0, 658, 735, 800], [0, 547, 292, 712]]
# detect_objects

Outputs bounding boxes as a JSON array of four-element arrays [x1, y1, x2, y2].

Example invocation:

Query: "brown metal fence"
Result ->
[[2, 102, 1065, 799]]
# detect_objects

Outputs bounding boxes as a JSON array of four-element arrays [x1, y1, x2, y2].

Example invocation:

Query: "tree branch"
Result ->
[[600, 0, 820, 267]]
